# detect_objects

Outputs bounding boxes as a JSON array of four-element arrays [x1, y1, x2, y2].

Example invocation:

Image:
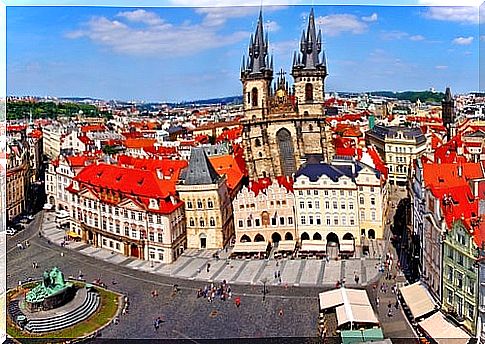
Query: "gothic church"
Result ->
[[241, 8, 334, 180]]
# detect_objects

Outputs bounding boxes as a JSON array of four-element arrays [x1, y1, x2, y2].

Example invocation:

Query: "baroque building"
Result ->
[[240, 9, 333, 180]]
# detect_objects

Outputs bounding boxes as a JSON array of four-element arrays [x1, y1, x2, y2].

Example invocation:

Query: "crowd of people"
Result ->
[[197, 280, 232, 303]]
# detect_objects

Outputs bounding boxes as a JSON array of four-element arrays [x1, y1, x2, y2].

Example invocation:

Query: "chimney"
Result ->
[[156, 169, 163, 179], [458, 164, 462, 177]]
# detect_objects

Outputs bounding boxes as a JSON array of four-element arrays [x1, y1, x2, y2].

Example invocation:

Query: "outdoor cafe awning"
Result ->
[[341, 328, 384, 344], [232, 241, 268, 254], [340, 239, 355, 252], [276, 240, 296, 252], [399, 282, 437, 319], [336, 304, 379, 328], [319, 288, 371, 310], [300, 240, 327, 252], [418, 312, 470, 344]]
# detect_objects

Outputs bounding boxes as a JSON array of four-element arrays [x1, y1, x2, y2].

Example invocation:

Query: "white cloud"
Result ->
[[270, 39, 297, 57], [452, 36, 474, 45], [117, 9, 164, 25], [196, 7, 259, 26], [424, 7, 479, 24], [315, 14, 368, 36], [381, 31, 426, 41], [435, 65, 448, 69], [265, 20, 280, 32], [409, 34, 425, 41], [66, 10, 249, 56], [361, 13, 378, 22]]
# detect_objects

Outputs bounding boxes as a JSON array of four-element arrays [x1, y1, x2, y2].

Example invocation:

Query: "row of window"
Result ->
[[300, 214, 356, 226], [186, 199, 214, 209], [189, 217, 217, 227], [446, 265, 476, 294], [445, 288, 475, 320], [239, 199, 287, 209], [238, 216, 294, 228]]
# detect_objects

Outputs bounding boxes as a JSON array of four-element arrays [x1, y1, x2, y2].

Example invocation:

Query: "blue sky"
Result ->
[[6, 3, 481, 102]]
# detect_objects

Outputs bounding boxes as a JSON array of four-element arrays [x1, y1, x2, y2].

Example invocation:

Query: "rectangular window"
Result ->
[[149, 232, 155, 242], [360, 211, 365, 220], [300, 201, 305, 209], [325, 201, 330, 209], [307, 190, 311, 195], [324, 190, 329, 196], [316, 216, 321, 225], [447, 288, 453, 304], [315, 201, 320, 209], [308, 201, 313, 209], [298, 191, 303, 195], [115, 224, 120, 234], [157, 215, 162, 224], [341, 202, 345, 209], [348, 190, 352, 196], [467, 302, 474, 319], [334, 216, 338, 225], [124, 228, 129, 236], [333, 201, 338, 209], [301, 216, 306, 225], [371, 211, 376, 221], [255, 218, 261, 227], [309, 216, 314, 225], [115, 208, 119, 216], [148, 215, 153, 223], [370, 187, 375, 192], [456, 272, 463, 289], [271, 217, 277, 226], [288, 217, 293, 225], [326, 217, 331, 225], [116, 243, 120, 250], [340, 190, 344, 196], [349, 203, 354, 210], [279, 217, 285, 225], [109, 241, 113, 248], [350, 218, 355, 226], [131, 212, 136, 220], [448, 266, 453, 281], [238, 220, 243, 228], [138, 213, 143, 221], [158, 233, 163, 242], [102, 239, 107, 246], [458, 254, 464, 266], [313, 190, 318, 195], [342, 217, 347, 226]]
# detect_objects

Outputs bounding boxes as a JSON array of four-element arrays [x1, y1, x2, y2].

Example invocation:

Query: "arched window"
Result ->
[[255, 138, 262, 147], [197, 200, 203, 209], [189, 218, 195, 227], [207, 199, 213, 208], [305, 83, 313, 102], [276, 128, 296, 176], [251, 87, 258, 107], [309, 124, 313, 132], [199, 218, 205, 227], [209, 217, 215, 227]]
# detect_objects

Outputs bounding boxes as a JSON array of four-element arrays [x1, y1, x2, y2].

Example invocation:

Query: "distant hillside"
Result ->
[[176, 96, 243, 107], [7, 101, 99, 120], [369, 91, 445, 103]]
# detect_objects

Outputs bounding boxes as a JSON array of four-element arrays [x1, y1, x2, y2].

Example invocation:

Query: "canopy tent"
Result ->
[[232, 241, 269, 254], [300, 240, 327, 252], [340, 239, 355, 252], [399, 282, 437, 319], [319, 288, 370, 310], [418, 312, 470, 344], [336, 304, 379, 328], [276, 240, 296, 252]]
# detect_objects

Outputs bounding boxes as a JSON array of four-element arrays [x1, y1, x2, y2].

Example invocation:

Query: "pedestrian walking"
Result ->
[[153, 318, 159, 331], [207, 263, 211, 273], [235, 296, 241, 308], [387, 308, 393, 317], [277, 270, 281, 278], [274, 271, 277, 279], [354, 274, 359, 284], [376, 297, 380, 307], [388, 301, 392, 310], [279, 308, 284, 317], [395, 300, 399, 309]]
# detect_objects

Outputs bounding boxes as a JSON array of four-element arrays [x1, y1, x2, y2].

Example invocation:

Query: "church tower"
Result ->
[[241, 9, 273, 122], [442, 86, 455, 140], [291, 8, 327, 116]]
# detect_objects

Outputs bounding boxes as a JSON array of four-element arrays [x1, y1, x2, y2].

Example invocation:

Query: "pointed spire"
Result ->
[[242, 7, 272, 76], [300, 30, 306, 52], [270, 54, 274, 70], [292, 51, 297, 67], [317, 30, 322, 52], [445, 87, 453, 102], [293, 7, 325, 71], [241, 55, 246, 72], [184, 148, 221, 185]]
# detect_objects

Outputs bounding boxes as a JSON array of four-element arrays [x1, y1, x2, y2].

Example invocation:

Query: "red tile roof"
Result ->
[[124, 138, 157, 149], [248, 177, 294, 196], [28, 129, 43, 139], [209, 154, 244, 190], [81, 125, 106, 133]]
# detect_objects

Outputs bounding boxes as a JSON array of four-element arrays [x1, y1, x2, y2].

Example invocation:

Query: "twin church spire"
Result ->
[[241, 7, 326, 80]]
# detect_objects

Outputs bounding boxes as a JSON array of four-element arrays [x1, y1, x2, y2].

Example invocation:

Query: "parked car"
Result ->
[[6, 229, 16, 236]]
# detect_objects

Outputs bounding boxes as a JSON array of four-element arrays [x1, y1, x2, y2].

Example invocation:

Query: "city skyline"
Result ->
[[7, 4, 480, 102]]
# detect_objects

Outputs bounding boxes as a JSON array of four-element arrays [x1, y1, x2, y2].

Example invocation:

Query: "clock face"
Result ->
[[276, 88, 285, 98]]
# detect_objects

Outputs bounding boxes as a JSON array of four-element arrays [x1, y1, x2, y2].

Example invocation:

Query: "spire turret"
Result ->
[[241, 8, 273, 79], [293, 7, 326, 72]]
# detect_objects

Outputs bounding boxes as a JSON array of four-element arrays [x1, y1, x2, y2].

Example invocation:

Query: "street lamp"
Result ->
[[261, 277, 269, 302]]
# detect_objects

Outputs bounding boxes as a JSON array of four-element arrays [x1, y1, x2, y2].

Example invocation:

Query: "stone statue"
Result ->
[[26, 267, 69, 303]]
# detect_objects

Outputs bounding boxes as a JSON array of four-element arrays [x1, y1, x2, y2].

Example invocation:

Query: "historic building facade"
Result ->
[[67, 163, 186, 264], [366, 124, 426, 186], [232, 177, 295, 244], [293, 157, 387, 246], [177, 148, 234, 249], [6, 138, 30, 221], [240, 9, 333, 180]]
